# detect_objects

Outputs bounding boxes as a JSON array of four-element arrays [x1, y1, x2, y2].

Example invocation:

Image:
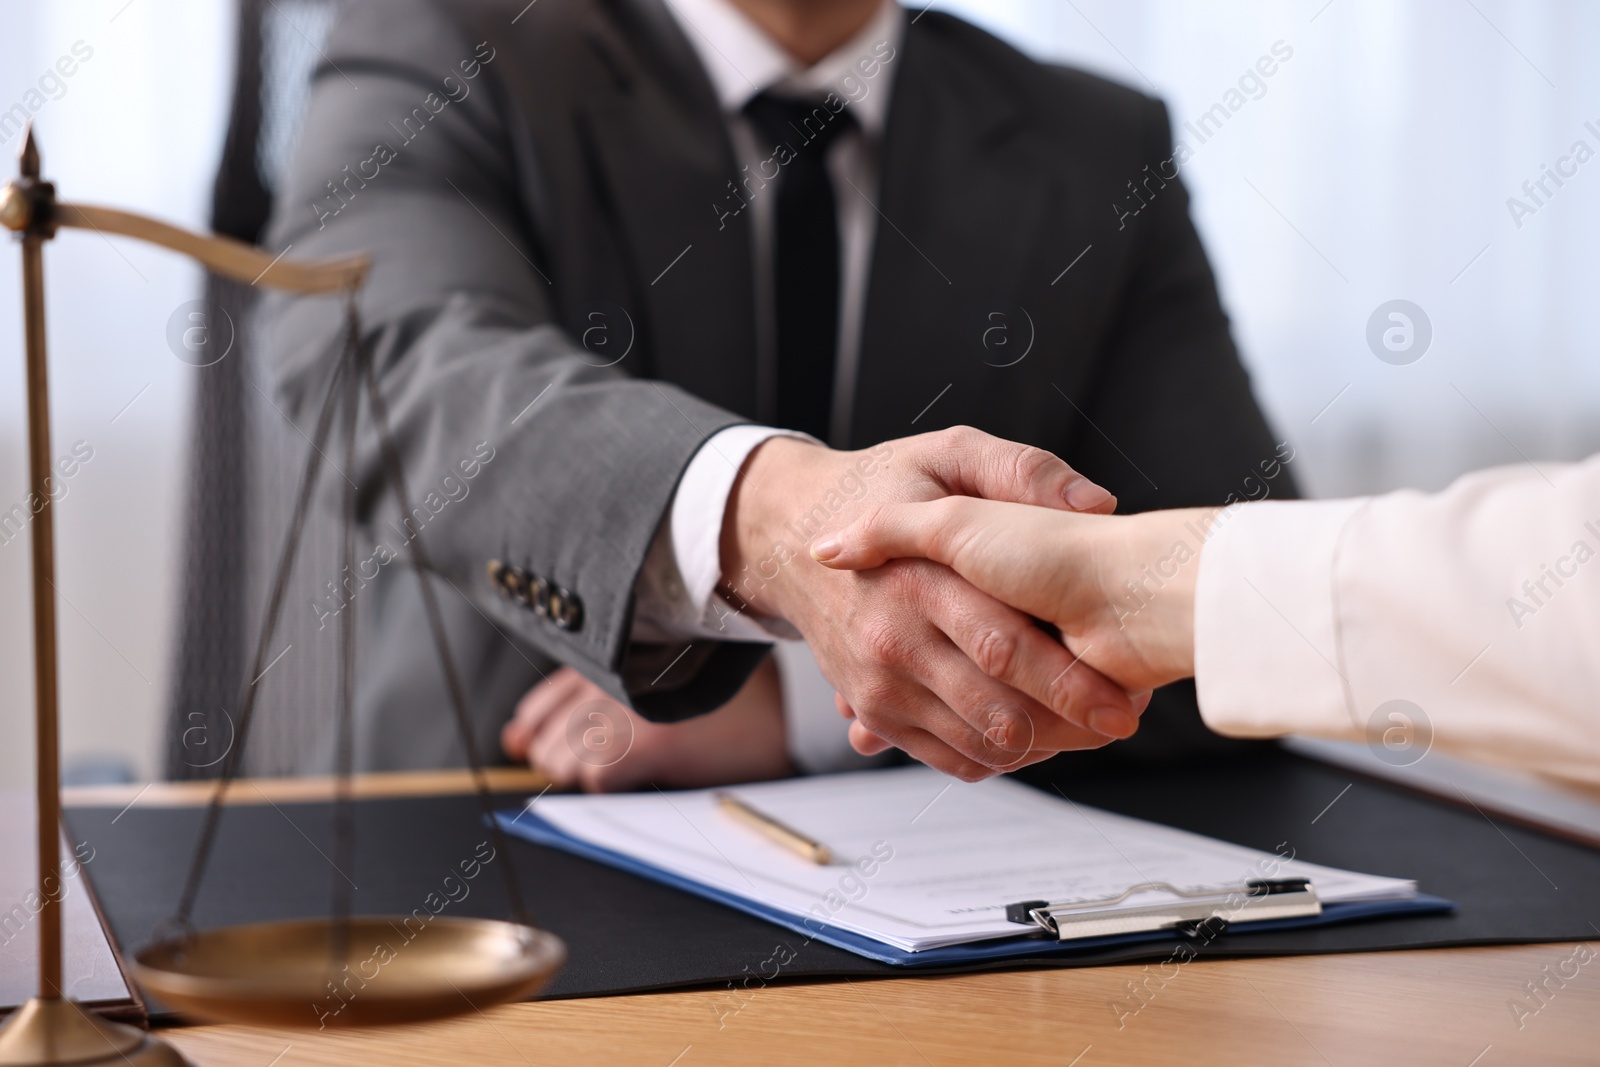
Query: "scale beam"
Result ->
[[0, 148, 368, 295]]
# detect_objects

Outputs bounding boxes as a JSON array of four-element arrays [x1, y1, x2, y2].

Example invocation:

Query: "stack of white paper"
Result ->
[[523, 766, 1416, 953]]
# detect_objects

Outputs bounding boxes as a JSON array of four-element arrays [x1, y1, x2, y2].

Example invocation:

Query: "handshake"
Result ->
[[717, 428, 1211, 782], [506, 427, 1217, 789]]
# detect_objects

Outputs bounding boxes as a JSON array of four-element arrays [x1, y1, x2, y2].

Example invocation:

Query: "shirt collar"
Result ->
[[663, 0, 903, 139]]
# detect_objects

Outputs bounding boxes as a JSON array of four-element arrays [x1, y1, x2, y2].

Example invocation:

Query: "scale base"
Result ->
[[0, 998, 190, 1066]]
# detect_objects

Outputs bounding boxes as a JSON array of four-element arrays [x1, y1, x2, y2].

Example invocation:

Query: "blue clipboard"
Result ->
[[495, 807, 1455, 967]]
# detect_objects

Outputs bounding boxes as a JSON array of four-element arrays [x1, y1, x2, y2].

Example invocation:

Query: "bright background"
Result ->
[[0, 0, 1596, 787], [932, 0, 1600, 500], [0, 1, 232, 788]]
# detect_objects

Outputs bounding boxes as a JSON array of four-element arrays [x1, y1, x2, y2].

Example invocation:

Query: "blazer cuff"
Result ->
[[1193, 498, 1371, 741]]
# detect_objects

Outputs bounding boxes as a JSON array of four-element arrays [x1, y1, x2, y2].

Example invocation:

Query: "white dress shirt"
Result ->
[[1195, 455, 1600, 785], [630, 0, 905, 770]]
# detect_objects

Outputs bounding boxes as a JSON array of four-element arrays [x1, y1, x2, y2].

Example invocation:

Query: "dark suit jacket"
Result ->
[[261, 0, 1294, 770]]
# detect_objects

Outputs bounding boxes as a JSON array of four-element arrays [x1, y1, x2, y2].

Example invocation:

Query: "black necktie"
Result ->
[[743, 93, 858, 441]]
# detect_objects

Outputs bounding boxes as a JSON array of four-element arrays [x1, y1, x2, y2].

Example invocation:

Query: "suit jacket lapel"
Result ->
[[851, 21, 1057, 446], [576, 0, 760, 418]]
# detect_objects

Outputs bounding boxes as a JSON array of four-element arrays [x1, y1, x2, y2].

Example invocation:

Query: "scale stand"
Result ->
[[0, 125, 561, 1062]]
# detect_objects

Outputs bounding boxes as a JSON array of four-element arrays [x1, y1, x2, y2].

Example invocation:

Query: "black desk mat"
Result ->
[[64, 749, 1600, 1017]]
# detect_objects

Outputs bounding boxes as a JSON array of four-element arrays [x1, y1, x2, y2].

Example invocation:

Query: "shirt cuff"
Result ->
[[630, 425, 814, 643], [1193, 498, 1372, 741], [673, 425, 799, 616]]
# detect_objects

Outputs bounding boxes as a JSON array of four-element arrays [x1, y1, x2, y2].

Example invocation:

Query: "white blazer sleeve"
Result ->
[[1194, 455, 1600, 785]]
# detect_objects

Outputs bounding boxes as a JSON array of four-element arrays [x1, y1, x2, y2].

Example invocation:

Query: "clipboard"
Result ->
[[496, 806, 1454, 968]]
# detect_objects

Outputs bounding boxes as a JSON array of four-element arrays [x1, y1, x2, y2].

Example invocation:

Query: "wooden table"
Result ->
[[65, 772, 1600, 1067]]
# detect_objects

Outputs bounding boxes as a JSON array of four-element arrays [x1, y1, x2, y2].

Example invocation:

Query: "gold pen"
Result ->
[[714, 792, 834, 865]]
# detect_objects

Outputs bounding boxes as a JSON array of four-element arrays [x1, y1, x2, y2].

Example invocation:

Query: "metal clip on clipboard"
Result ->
[[1004, 878, 1321, 942]]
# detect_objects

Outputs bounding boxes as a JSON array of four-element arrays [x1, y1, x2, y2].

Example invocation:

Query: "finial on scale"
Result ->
[[20, 121, 41, 179], [3, 122, 49, 235]]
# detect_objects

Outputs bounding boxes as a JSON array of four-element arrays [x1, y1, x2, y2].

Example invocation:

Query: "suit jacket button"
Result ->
[[504, 565, 531, 607], [486, 559, 509, 594], [551, 587, 584, 631], [530, 574, 551, 617]]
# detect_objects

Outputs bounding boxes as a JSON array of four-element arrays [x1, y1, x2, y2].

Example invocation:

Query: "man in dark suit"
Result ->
[[262, 0, 1291, 783]]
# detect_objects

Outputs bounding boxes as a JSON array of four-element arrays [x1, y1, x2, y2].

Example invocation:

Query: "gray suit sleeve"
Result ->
[[258, 1, 766, 720]]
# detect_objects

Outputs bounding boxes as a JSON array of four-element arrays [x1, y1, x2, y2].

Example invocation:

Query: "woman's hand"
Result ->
[[811, 498, 1216, 696], [501, 658, 794, 792]]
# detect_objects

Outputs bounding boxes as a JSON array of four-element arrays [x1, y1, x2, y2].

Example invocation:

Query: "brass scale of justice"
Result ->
[[0, 126, 565, 1066]]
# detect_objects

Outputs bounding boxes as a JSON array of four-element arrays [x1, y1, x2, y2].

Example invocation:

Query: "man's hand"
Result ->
[[502, 659, 792, 791], [717, 427, 1144, 781], [812, 497, 1218, 694]]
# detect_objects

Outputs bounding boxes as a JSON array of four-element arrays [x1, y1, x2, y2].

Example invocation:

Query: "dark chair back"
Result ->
[[165, 0, 342, 778]]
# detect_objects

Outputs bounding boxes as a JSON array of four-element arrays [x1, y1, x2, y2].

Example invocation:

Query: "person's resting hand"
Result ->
[[719, 427, 1146, 780], [811, 497, 1216, 701], [502, 659, 792, 792]]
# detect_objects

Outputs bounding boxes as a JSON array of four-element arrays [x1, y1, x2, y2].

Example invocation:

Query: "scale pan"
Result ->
[[133, 916, 565, 1028]]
